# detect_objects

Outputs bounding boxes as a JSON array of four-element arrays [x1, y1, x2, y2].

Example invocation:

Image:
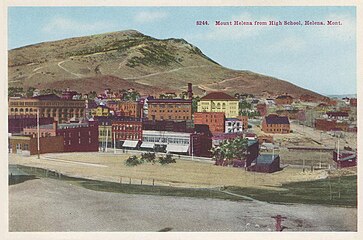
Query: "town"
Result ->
[[8, 83, 357, 173]]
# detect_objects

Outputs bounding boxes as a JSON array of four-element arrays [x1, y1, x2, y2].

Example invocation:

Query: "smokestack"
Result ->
[[187, 83, 193, 99]]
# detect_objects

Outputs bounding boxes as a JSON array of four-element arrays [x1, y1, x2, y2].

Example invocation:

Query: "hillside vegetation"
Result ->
[[9, 30, 322, 98]]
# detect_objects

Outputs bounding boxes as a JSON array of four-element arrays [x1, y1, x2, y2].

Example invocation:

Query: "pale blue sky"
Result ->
[[8, 7, 356, 95]]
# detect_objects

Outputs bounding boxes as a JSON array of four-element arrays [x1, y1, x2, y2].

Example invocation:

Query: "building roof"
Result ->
[[326, 111, 349, 117], [148, 99, 192, 104], [253, 154, 279, 164], [31, 94, 61, 100], [265, 115, 290, 125], [225, 118, 241, 121], [200, 92, 237, 101], [276, 95, 293, 99]]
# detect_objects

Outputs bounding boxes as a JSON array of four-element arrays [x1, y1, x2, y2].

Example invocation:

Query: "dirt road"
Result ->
[[9, 178, 357, 232]]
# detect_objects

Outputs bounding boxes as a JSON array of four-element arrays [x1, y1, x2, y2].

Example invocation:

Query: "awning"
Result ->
[[140, 142, 155, 149], [122, 140, 139, 148], [166, 144, 189, 153]]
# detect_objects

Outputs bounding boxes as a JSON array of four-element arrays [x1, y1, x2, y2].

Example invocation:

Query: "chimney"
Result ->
[[187, 83, 193, 99]]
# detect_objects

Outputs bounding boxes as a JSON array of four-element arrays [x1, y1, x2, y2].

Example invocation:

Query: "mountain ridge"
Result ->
[[8, 29, 324, 99]]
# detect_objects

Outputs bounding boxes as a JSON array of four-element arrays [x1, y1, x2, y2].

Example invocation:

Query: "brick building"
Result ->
[[113, 101, 143, 118], [275, 95, 293, 105], [22, 121, 99, 152], [143, 120, 188, 132], [147, 99, 192, 121], [8, 115, 54, 134], [262, 114, 290, 134], [112, 119, 143, 148], [315, 119, 349, 132], [197, 92, 239, 118], [193, 112, 225, 134], [9, 135, 64, 155], [8, 94, 85, 123]]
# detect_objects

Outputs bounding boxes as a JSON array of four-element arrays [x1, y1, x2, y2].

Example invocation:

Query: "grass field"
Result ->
[[226, 175, 357, 207], [12, 164, 357, 207], [9, 152, 335, 189]]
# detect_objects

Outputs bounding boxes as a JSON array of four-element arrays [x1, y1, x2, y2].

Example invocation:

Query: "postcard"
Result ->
[[2, 0, 362, 240]]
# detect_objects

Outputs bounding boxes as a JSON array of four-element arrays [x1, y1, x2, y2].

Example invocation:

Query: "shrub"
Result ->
[[125, 155, 143, 167], [158, 154, 176, 165], [141, 152, 156, 164]]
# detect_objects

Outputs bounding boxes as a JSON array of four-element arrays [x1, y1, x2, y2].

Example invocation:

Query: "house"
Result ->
[[8, 94, 86, 123], [275, 95, 293, 105], [9, 135, 64, 155], [265, 98, 276, 105], [261, 114, 290, 134], [249, 154, 281, 173], [147, 99, 192, 121], [194, 112, 225, 134], [197, 92, 239, 118], [333, 150, 357, 168], [325, 111, 349, 120]]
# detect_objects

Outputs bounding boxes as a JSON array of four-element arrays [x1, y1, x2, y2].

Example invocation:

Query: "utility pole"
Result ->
[[191, 134, 194, 161], [113, 131, 116, 154], [105, 127, 108, 152], [37, 108, 40, 159]]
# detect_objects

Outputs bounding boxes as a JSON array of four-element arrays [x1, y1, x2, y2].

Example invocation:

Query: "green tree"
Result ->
[[159, 153, 176, 165], [211, 137, 249, 166], [192, 96, 200, 113]]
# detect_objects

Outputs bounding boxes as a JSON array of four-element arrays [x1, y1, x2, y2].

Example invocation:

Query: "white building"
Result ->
[[225, 118, 243, 133], [141, 130, 191, 154]]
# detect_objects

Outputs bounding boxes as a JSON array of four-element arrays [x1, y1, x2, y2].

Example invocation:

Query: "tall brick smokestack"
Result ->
[[187, 83, 193, 99]]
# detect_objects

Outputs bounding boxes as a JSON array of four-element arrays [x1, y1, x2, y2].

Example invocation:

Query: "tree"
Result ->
[[192, 96, 200, 113], [211, 137, 249, 166], [159, 153, 176, 165]]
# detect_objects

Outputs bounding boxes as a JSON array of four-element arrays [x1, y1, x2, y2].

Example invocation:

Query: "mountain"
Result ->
[[8, 30, 323, 99]]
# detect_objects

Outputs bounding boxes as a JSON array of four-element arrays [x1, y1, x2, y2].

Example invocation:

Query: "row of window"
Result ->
[[143, 136, 190, 145]]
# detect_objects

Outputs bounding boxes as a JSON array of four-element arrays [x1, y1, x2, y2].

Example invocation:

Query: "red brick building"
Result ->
[[148, 99, 192, 121], [116, 101, 143, 118], [262, 114, 290, 134], [9, 135, 64, 155], [315, 119, 349, 132], [193, 112, 225, 134], [112, 119, 143, 141], [22, 121, 99, 152], [275, 95, 293, 105]]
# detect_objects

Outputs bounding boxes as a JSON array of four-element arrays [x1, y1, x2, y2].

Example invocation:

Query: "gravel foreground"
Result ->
[[9, 178, 357, 232]]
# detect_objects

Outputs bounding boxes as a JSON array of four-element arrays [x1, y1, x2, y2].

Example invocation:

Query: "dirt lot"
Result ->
[[252, 121, 357, 166], [9, 152, 333, 190], [9, 178, 357, 232]]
